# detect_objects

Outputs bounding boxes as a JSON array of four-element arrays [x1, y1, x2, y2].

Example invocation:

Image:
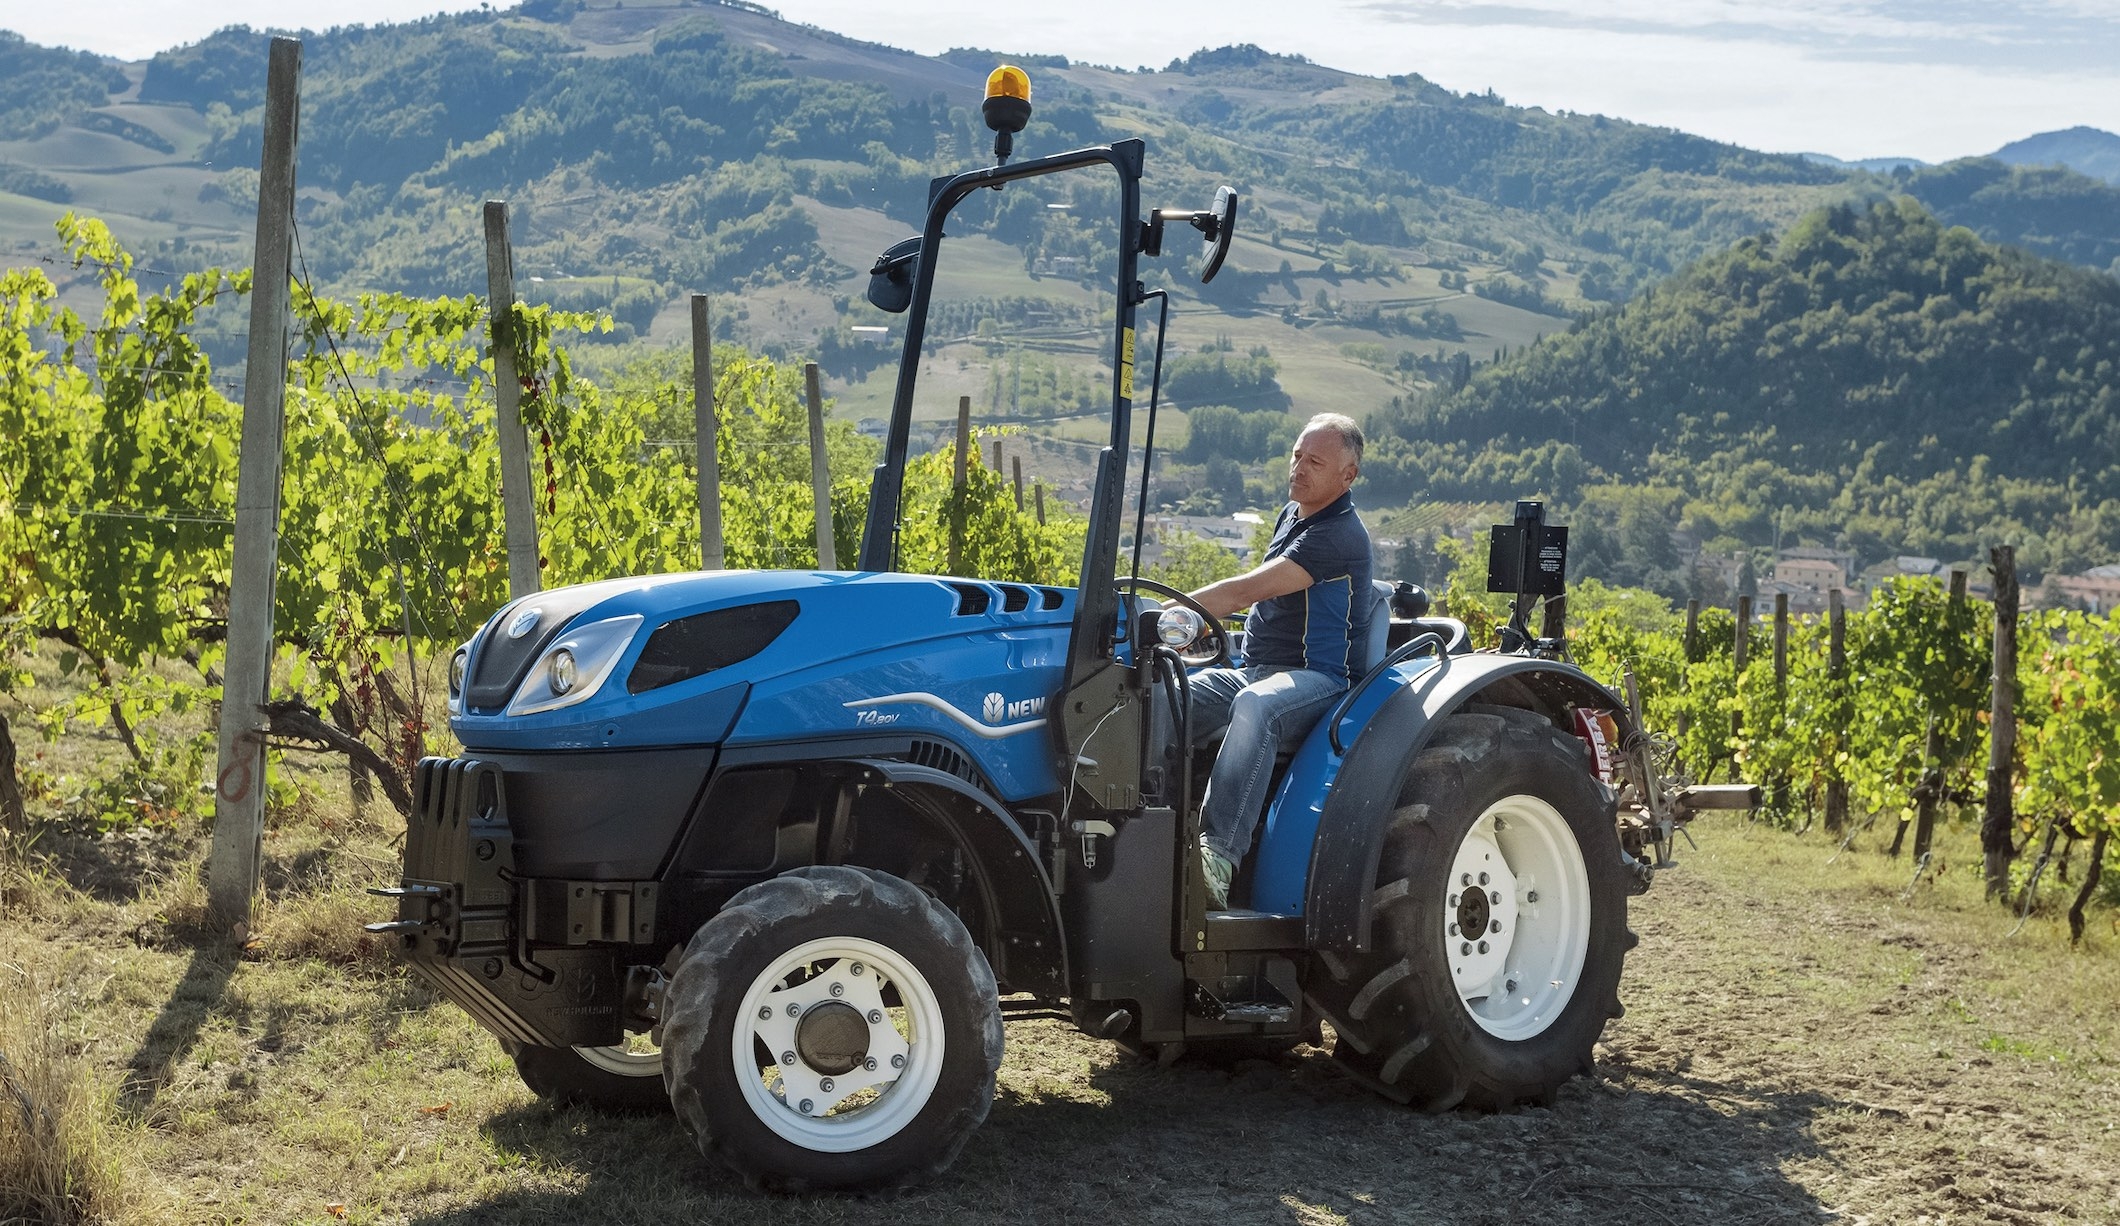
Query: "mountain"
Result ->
[[1367, 198, 2120, 586], [1799, 152, 1927, 174], [1991, 126, 2120, 185]]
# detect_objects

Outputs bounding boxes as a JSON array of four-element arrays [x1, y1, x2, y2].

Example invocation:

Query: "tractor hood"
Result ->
[[448, 571, 1076, 791]]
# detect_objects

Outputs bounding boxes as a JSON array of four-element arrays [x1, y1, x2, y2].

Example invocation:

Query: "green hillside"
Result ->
[[1371, 198, 2120, 588], [0, 1, 2115, 574]]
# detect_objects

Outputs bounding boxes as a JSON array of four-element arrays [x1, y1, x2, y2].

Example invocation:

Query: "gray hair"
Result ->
[[1302, 412, 1364, 463]]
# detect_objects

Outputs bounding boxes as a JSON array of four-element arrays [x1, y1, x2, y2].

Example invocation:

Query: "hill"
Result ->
[[1370, 197, 2120, 590], [1991, 126, 2120, 185], [0, 1, 2115, 572]]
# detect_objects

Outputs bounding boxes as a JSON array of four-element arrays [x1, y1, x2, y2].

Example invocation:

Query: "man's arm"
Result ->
[[1188, 557, 1314, 619]]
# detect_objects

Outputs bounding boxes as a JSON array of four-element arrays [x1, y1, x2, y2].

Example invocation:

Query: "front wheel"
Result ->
[[510, 1038, 669, 1112], [659, 866, 1004, 1191], [1309, 707, 1632, 1110]]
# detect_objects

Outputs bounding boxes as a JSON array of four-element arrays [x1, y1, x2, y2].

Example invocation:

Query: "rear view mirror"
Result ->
[[867, 237, 921, 313], [1197, 185, 1238, 283]]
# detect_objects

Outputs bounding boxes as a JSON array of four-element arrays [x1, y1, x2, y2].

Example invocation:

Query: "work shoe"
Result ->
[[1199, 839, 1233, 910]]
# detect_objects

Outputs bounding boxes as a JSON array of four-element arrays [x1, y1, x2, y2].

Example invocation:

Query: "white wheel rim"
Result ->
[[574, 1040, 662, 1078], [731, 935, 945, 1153], [1444, 795, 1591, 1041]]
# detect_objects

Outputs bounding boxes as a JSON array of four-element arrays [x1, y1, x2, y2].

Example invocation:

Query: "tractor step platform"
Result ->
[[1202, 909, 1304, 951], [1187, 977, 1295, 1024]]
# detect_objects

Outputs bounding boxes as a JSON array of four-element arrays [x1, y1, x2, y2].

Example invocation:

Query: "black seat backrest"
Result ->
[[1349, 579, 1393, 676]]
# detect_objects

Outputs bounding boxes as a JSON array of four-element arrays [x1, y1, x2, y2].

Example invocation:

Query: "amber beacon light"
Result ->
[[982, 65, 1033, 163]]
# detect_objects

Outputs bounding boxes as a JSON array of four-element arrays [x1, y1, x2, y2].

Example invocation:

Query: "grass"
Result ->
[[4, 643, 2119, 1221]]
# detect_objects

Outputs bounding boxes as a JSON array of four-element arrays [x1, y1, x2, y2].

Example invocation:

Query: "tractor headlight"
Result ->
[[446, 642, 472, 714], [1157, 606, 1204, 648], [507, 614, 643, 716]]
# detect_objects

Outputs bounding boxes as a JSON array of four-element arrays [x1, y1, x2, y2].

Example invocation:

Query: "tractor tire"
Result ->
[[660, 865, 1004, 1192], [1308, 707, 1632, 1111], [509, 1041, 670, 1113]]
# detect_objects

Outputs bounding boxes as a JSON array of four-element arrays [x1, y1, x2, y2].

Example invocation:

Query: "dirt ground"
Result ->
[[6, 801, 2120, 1224]]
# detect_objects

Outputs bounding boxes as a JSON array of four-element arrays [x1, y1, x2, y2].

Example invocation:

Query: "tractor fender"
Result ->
[[1298, 655, 1625, 952], [836, 758, 1069, 998]]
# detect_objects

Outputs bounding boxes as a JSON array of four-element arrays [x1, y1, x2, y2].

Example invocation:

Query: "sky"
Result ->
[[4, 0, 2116, 162]]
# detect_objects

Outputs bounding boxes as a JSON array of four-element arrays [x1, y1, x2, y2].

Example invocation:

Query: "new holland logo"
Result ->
[[980, 692, 1047, 724]]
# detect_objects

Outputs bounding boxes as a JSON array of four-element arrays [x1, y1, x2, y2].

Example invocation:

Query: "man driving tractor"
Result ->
[[1184, 412, 1373, 907]]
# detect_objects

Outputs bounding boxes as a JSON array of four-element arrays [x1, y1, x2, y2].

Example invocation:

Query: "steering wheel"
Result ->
[[1119, 577, 1231, 669]]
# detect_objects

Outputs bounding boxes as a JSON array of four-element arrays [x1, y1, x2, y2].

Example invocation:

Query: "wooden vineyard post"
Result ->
[[948, 396, 970, 575], [1905, 569, 1968, 860], [208, 36, 300, 927], [1677, 598, 1700, 738], [691, 294, 723, 569], [1012, 456, 1025, 511], [1540, 593, 1566, 642], [1824, 588, 1849, 834], [1983, 546, 2019, 899], [1731, 594, 1752, 772], [803, 363, 835, 571], [483, 201, 541, 599], [1773, 593, 1789, 705], [1033, 481, 1046, 526], [991, 439, 1003, 473]]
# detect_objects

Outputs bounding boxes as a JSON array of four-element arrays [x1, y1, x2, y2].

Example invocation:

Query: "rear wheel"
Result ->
[[659, 866, 1004, 1191], [1308, 707, 1631, 1110]]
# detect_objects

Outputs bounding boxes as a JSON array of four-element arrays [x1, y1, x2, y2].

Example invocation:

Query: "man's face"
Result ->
[[1289, 426, 1359, 509]]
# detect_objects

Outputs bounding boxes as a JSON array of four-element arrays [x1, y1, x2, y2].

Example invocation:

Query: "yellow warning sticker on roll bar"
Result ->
[[1119, 327, 1135, 400]]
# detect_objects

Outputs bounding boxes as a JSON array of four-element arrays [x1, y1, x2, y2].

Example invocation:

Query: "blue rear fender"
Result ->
[[1248, 654, 1626, 948]]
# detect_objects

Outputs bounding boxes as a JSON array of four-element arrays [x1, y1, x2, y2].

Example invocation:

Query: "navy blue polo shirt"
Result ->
[[1243, 492, 1373, 681]]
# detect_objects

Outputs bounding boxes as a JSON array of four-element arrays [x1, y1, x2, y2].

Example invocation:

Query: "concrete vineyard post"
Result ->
[[1983, 545, 2018, 900], [804, 362, 834, 571], [483, 201, 541, 599], [208, 36, 301, 927]]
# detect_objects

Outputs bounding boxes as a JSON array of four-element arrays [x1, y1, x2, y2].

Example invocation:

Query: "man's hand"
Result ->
[[1189, 557, 1314, 619]]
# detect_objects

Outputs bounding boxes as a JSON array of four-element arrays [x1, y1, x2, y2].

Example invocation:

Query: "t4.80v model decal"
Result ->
[[844, 692, 1047, 738]]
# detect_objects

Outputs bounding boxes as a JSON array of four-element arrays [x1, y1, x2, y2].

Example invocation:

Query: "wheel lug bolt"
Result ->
[[1491, 919, 1503, 933], [1460, 942, 1471, 956], [850, 963, 864, 976], [758, 1006, 772, 1019], [781, 1051, 796, 1065], [1449, 893, 1459, 907], [799, 1099, 814, 1114], [1449, 922, 1460, 936], [868, 1009, 884, 1024], [820, 1077, 835, 1093], [830, 983, 845, 998], [1527, 890, 1539, 903], [891, 1054, 905, 1069], [1461, 873, 1472, 886], [1491, 890, 1502, 905], [1494, 817, 1506, 831], [1478, 872, 1490, 886], [865, 1057, 878, 1071], [1506, 978, 1518, 993], [786, 1002, 801, 1017], [1478, 940, 1490, 954]]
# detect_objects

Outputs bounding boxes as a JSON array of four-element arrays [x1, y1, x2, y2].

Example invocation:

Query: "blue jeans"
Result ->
[[1188, 665, 1347, 865]]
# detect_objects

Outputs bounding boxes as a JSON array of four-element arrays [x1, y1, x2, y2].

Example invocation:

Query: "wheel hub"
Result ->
[[795, 1001, 870, 1076], [1444, 796, 1593, 1041], [732, 938, 940, 1151]]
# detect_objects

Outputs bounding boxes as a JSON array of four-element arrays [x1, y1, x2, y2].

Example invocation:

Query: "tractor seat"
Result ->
[[1193, 580, 1395, 761]]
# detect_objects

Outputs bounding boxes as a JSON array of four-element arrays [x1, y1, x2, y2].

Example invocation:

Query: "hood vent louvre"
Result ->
[[949, 583, 991, 616]]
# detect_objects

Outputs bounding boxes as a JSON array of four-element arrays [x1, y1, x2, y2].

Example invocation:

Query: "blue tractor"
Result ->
[[369, 66, 1746, 1190]]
